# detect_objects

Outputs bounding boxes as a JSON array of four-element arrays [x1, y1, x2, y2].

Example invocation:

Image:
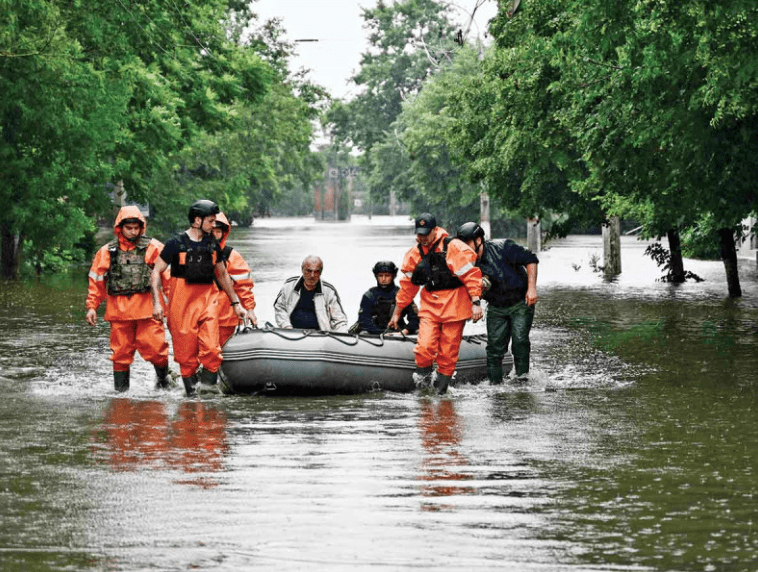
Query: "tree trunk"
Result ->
[[526, 218, 541, 252], [718, 227, 742, 298], [602, 216, 621, 277], [666, 228, 686, 283], [1, 224, 23, 280], [480, 192, 491, 240]]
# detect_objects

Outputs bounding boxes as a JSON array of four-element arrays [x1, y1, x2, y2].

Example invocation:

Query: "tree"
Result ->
[[370, 45, 484, 226], [1, 0, 127, 277], [326, 0, 459, 211], [1, 0, 270, 277], [147, 17, 327, 230], [553, 0, 758, 296], [446, 0, 603, 235]]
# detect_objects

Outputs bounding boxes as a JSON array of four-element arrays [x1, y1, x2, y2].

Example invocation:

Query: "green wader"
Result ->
[[486, 300, 535, 382]]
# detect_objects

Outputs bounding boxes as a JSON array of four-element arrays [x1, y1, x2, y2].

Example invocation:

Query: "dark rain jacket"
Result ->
[[477, 239, 539, 308]]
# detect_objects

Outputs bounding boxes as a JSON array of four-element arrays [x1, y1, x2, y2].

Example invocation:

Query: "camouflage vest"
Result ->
[[106, 236, 153, 296]]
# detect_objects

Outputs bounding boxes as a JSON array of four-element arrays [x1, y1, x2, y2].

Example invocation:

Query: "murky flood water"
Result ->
[[2, 216, 758, 571]]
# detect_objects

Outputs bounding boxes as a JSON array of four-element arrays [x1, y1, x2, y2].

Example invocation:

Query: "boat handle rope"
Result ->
[[248, 323, 481, 348], [257, 322, 362, 346], [255, 321, 404, 348]]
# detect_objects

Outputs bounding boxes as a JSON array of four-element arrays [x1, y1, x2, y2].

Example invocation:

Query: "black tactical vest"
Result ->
[[107, 236, 153, 296], [372, 296, 396, 327], [174, 233, 217, 284], [410, 238, 464, 291]]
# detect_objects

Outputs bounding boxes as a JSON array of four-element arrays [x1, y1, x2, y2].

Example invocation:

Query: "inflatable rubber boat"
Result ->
[[219, 325, 513, 395]]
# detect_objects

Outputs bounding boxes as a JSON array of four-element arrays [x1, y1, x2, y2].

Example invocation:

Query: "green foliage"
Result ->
[[373, 45, 485, 227], [445, 1, 604, 233], [644, 242, 704, 282], [1, 0, 324, 275], [1, 0, 123, 274], [450, 0, 758, 295], [326, 0, 460, 215]]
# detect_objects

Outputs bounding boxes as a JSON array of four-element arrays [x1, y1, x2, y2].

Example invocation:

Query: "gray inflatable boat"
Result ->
[[219, 325, 513, 395]]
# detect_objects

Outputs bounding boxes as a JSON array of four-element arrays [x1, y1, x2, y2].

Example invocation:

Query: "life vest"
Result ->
[[106, 236, 153, 296], [410, 238, 464, 291], [174, 233, 217, 284]]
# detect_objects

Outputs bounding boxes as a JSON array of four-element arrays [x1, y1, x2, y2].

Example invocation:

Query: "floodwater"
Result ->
[[2, 216, 758, 571]]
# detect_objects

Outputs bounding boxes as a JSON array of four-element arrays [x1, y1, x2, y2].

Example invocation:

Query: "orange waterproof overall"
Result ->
[[86, 206, 169, 372], [162, 234, 223, 378], [395, 227, 482, 377], [166, 278, 222, 379]]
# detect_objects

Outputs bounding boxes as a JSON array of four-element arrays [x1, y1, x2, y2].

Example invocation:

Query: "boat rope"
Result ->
[[248, 321, 426, 348]]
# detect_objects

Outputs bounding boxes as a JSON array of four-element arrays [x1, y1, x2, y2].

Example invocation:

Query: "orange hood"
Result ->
[[113, 206, 147, 246], [215, 212, 231, 248]]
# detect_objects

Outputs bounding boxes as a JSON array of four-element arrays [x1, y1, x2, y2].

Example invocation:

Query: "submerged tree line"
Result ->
[[3, 0, 757, 296]]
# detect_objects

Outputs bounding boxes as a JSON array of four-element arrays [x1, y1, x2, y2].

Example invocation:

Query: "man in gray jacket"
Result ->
[[274, 255, 348, 332]]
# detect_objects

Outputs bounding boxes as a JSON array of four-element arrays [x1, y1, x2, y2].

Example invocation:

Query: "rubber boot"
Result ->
[[154, 364, 170, 390], [196, 368, 221, 396], [182, 376, 197, 397], [412, 365, 433, 389], [487, 365, 504, 385], [434, 373, 452, 395], [114, 370, 130, 393]]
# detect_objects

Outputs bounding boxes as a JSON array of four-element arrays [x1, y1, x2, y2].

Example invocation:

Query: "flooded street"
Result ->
[[2, 216, 758, 571]]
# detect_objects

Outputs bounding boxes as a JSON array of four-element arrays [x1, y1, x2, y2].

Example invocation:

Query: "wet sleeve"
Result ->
[[395, 248, 421, 311], [505, 240, 539, 266], [273, 284, 292, 328], [86, 246, 110, 310], [228, 250, 256, 310], [447, 240, 482, 300], [327, 287, 348, 332], [159, 236, 179, 265]]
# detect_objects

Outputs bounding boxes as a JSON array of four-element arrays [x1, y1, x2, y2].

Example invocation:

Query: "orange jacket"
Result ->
[[86, 206, 168, 322], [214, 213, 255, 327], [396, 227, 482, 322]]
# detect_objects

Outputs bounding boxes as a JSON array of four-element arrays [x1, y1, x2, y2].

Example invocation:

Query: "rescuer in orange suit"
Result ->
[[150, 200, 247, 397], [388, 213, 483, 394], [86, 206, 172, 392], [212, 212, 257, 346]]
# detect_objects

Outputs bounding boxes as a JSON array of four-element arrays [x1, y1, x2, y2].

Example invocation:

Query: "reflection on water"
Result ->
[[1, 217, 758, 570], [91, 399, 228, 487], [418, 399, 472, 508]]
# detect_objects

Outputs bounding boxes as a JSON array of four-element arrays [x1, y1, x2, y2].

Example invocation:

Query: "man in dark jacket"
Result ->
[[356, 261, 419, 335], [457, 222, 539, 382]]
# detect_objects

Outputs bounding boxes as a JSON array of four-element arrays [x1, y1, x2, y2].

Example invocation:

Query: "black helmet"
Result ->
[[372, 260, 398, 276], [188, 199, 220, 224], [456, 222, 485, 242]]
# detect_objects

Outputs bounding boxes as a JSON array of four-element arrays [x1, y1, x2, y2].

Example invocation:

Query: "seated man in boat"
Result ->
[[274, 255, 348, 332], [352, 260, 419, 336]]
